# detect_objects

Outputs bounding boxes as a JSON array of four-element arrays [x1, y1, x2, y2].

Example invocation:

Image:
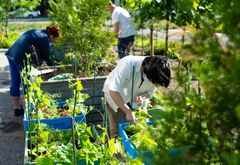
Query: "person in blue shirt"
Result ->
[[5, 25, 61, 116]]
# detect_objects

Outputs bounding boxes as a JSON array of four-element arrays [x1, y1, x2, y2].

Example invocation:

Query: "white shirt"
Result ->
[[112, 6, 135, 38], [103, 56, 156, 112]]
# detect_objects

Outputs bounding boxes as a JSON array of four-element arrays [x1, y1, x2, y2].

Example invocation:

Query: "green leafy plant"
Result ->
[[27, 122, 131, 165], [0, 0, 40, 37], [49, 0, 113, 75], [0, 31, 19, 48], [21, 54, 90, 119]]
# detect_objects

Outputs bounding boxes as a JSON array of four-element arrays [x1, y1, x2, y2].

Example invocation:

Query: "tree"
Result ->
[[125, 0, 214, 56], [49, 0, 113, 75], [0, 0, 40, 37], [149, 0, 240, 163]]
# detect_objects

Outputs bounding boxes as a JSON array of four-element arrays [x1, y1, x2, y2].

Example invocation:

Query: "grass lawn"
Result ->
[[7, 21, 51, 34]]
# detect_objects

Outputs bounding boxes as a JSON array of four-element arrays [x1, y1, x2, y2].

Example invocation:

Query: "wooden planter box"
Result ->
[[40, 76, 107, 105], [40, 76, 107, 125]]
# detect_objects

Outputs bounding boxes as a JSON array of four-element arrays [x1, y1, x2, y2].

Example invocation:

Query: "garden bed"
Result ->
[[119, 121, 155, 165], [23, 100, 87, 131], [23, 122, 120, 165], [23, 129, 100, 165], [119, 120, 187, 165], [40, 76, 107, 125], [40, 76, 107, 106], [23, 113, 86, 131]]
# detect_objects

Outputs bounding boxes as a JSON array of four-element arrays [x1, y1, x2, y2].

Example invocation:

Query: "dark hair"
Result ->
[[142, 56, 171, 87], [46, 25, 60, 38]]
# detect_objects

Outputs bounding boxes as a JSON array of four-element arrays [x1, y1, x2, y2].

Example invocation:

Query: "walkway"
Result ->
[[0, 49, 24, 165]]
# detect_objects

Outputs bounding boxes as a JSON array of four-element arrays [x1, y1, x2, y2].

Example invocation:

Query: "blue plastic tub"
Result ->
[[23, 101, 86, 131], [119, 121, 187, 165], [119, 121, 155, 165]]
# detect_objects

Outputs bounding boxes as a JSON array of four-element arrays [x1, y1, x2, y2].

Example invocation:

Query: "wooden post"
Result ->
[[165, 21, 169, 57], [150, 25, 154, 56]]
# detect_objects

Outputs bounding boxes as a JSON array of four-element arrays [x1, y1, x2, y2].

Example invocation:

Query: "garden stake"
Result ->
[[25, 83, 33, 158], [71, 116, 77, 165], [71, 83, 78, 165], [73, 60, 78, 79], [130, 66, 135, 109], [92, 63, 96, 106], [141, 28, 144, 55], [164, 0, 173, 58], [73, 86, 77, 118], [165, 21, 169, 58], [35, 101, 40, 155], [22, 58, 33, 158], [28, 46, 40, 155], [27, 98, 33, 158]]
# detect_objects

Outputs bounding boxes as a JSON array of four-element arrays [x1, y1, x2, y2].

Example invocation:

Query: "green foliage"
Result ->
[[22, 56, 130, 164], [0, 22, 50, 48], [7, 21, 50, 34], [49, 0, 113, 75], [21, 56, 89, 119], [144, 40, 181, 59], [184, 1, 240, 158], [126, 0, 215, 28], [0, 32, 19, 48], [140, 0, 240, 163], [28, 122, 128, 164], [0, 0, 41, 37]]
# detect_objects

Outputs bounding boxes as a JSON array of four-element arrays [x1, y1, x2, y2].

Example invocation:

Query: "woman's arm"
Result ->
[[109, 90, 136, 122]]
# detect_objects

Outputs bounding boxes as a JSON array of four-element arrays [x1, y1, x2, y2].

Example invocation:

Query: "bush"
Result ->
[[49, 0, 113, 75], [0, 32, 20, 48], [144, 42, 181, 59]]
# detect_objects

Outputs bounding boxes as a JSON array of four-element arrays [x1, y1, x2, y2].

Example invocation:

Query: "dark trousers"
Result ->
[[117, 35, 134, 59]]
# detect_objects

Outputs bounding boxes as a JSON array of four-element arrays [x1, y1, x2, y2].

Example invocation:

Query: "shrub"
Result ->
[[0, 32, 20, 48], [49, 0, 113, 75]]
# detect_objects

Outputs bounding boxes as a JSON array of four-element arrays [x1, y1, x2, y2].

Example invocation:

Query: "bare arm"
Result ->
[[109, 90, 131, 114], [113, 22, 120, 38], [109, 90, 135, 122]]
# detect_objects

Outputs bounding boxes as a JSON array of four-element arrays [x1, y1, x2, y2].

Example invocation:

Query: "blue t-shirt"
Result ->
[[5, 29, 53, 68]]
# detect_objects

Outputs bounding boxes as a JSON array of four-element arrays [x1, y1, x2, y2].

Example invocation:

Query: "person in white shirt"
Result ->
[[103, 55, 171, 138], [108, 2, 135, 59]]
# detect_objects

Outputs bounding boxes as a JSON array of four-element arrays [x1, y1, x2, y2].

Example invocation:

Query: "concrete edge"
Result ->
[[0, 49, 8, 53]]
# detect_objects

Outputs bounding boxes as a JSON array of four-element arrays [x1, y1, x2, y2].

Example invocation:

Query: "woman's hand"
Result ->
[[126, 111, 136, 122], [135, 95, 146, 106]]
